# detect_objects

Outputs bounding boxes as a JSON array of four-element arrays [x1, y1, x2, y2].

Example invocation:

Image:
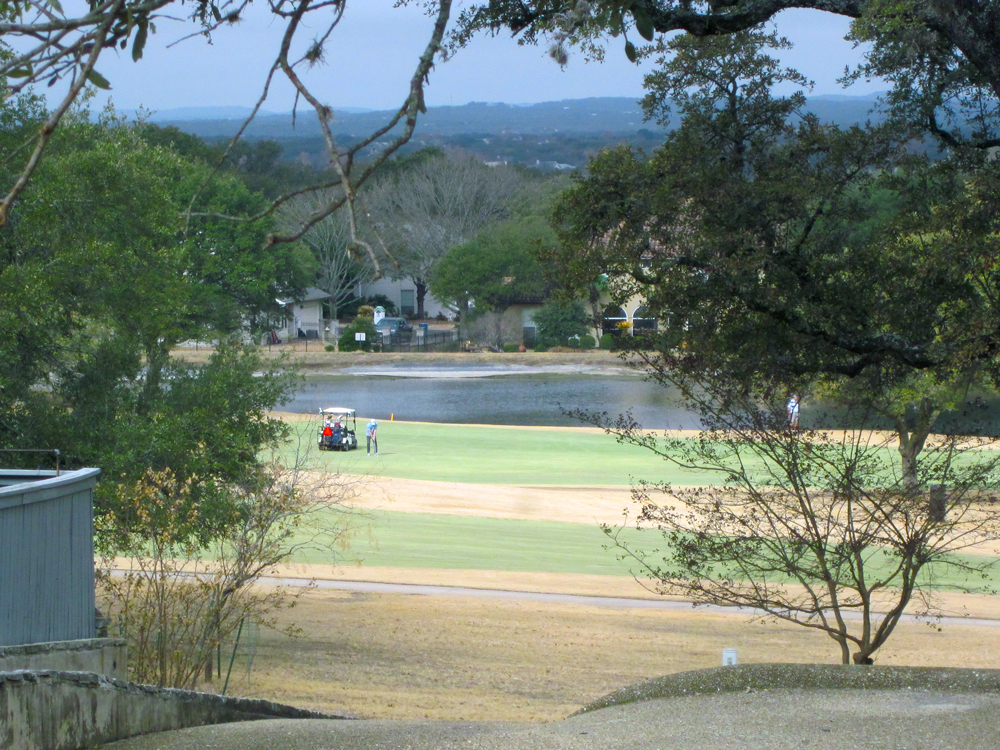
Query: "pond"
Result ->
[[282, 368, 1000, 434], [282, 372, 698, 429]]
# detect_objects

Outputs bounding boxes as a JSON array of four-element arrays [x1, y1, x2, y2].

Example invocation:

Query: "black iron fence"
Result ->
[[379, 328, 463, 352]]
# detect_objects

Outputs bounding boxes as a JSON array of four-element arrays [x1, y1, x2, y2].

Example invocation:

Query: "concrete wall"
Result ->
[[0, 640, 126, 680], [358, 277, 451, 319], [0, 670, 338, 750]]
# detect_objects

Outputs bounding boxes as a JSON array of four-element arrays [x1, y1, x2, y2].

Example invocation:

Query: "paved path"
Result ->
[[264, 576, 1000, 628], [102, 685, 1000, 750]]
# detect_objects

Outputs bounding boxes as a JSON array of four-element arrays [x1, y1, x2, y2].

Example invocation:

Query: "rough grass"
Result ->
[[228, 587, 1000, 721]]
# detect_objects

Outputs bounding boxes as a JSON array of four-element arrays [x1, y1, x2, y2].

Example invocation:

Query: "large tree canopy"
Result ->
[[430, 217, 553, 316], [0, 111, 304, 545], [550, 29, 1000, 482]]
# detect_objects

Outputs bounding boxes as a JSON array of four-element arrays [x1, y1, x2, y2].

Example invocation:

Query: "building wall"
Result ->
[[0, 469, 100, 647], [357, 278, 452, 320], [287, 300, 324, 337]]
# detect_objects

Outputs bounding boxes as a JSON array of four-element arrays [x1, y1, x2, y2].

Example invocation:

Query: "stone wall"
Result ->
[[0, 670, 338, 750], [0, 639, 127, 679]]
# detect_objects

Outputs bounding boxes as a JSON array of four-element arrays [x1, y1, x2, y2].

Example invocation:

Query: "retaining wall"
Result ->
[[0, 670, 337, 750], [0, 640, 126, 680]]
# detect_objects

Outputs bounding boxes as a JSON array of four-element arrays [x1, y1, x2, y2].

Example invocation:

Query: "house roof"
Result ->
[[275, 287, 330, 306]]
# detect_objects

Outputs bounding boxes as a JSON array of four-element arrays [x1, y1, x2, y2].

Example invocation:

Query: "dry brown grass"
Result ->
[[225, 585, 1000, 722], [210, 450, 1000, 722], [173, 346, 625, 373]]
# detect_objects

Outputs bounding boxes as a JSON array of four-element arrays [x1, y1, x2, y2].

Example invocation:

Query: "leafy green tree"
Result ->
[[0, 113, 305, 547], [550, 30, 1000, 483], [532, 299, 590, 346], [430, 218, 552, 319]]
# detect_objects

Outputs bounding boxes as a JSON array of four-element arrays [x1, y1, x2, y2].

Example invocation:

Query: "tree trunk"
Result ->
[[898, 436, 921, 490], [415, 278, 427, 319], [139, 343, 170, 417], [895, 400, 937, 489]]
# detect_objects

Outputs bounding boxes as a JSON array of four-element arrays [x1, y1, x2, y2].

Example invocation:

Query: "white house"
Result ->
[[355, 277, 452, 320], [274, 286, 330, 341]]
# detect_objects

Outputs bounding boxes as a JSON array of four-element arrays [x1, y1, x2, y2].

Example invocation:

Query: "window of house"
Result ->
[[602, 306, 628, 335], [400, 290, 415, 317], [632, 306, 657, 330]]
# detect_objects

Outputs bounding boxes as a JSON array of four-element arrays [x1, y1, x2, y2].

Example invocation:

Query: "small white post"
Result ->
[[722, 648, 738, 666]]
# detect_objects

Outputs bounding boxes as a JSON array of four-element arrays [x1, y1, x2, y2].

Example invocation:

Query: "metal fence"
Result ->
[[379, 329, 463, 353], [0, 468, 100, 646]]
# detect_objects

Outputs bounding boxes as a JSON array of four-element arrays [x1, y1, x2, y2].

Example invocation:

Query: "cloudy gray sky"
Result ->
[[80, 1, 880, 116]]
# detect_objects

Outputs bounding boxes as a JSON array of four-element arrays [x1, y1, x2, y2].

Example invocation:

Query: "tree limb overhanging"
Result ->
[[0, 0, 454, 264]]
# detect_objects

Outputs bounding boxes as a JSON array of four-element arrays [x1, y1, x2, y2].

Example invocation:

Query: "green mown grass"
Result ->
[[276, 418, 999, 587], [281, 419, 987, 488], [296, 511, 639, 575], [290, 508, 998, 590], [281, 419, 693, 485]]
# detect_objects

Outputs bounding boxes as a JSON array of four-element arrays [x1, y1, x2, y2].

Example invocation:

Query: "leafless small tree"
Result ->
[[364, 152, 524, 317], [588, 375, 1000, 665], [97, 453, 366, 689], [278, 192, 378, 321], [464, 309, 523, 351]]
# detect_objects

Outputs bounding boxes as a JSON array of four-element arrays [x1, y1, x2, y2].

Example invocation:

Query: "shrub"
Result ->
[[324, 344, 336, 352], [503, 343, 519, 352], [532, 300, 590, 343], [96, 464, 358, 689], [578, 334, 596, 350], [533, 343, 548, 352], [599, 333, 615, 350], [338, 318, 378, 351], [339, 295, 397, 318]]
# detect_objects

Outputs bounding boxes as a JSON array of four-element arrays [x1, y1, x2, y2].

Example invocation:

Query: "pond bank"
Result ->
[[172, 346, 632, 377]]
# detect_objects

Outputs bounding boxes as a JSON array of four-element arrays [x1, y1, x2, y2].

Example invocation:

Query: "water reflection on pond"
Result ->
[[284, 374, 698, 429]]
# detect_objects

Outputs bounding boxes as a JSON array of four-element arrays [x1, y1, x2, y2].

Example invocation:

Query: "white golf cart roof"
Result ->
[[321, 407, 355, 417]]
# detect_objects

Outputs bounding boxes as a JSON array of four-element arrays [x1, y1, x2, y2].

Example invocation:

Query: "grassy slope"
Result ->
[[279, 418, 997, 588]]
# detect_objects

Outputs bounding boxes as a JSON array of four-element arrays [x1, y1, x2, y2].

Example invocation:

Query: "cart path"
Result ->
[[257, 575, 1000, 628]]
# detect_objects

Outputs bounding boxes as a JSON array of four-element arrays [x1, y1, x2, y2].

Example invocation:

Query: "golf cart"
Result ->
[[318, 407, 359, 451]]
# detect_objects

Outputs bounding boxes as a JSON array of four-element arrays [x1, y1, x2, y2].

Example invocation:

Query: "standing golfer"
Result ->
[[787, 394, 800, 429], [366, 419, 378, 456]]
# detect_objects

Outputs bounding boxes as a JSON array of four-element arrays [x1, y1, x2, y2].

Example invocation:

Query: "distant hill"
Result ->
[[152, 94, 888, 170], [140, 105, 374, 122], [156, 94, 885, 140]]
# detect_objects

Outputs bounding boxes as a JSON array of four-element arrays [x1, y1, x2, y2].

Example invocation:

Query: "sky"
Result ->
[[74, 1, 881, 116]]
